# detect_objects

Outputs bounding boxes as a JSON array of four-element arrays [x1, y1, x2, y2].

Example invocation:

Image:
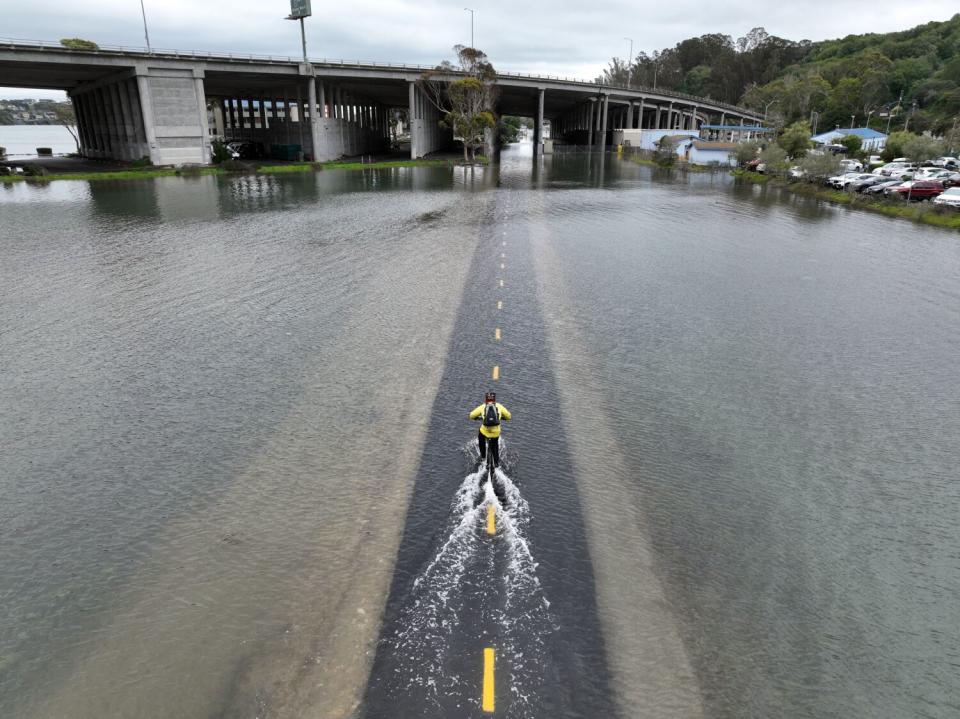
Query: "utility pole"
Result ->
[[624, 37, 633, 88], [464, 8, 474, 48], [139, 0, 151, 52]]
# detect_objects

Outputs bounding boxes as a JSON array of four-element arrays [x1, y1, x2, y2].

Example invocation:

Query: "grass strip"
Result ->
[[0, 157, 480, 184], [731, 169, 960, 231]]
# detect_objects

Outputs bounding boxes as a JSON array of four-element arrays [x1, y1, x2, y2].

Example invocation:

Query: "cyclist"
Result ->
[[469, 391, 511, 468]]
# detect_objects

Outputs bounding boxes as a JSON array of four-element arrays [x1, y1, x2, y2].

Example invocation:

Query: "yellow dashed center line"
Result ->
[[495, 328, 501, 341], [483, 647, 496, 712], [497, 300, 502, 310], [492, 365, 500, 380], [486, 505, 496, 535], [499, 279, 504, 288]]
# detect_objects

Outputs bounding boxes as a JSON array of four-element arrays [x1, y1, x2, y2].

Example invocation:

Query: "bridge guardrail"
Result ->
[[0, 37, 762, 119]]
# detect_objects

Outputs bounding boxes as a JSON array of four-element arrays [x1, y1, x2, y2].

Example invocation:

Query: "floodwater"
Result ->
[[1, 146, 959, 718]]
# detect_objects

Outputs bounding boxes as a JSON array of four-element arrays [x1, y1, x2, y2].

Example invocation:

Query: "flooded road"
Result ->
[[2, 146, 959, 718]]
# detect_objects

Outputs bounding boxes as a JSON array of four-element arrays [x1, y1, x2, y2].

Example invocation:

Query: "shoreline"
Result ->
[[730, 169, 960, 231], [0, 157, 482, 184]]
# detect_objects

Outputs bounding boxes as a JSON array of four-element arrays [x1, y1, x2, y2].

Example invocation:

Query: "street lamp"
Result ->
[[139, 0, 151, 52], [464, 8, 474, 48], [850, 114, 855, 129], [624, 37, 633, 88]]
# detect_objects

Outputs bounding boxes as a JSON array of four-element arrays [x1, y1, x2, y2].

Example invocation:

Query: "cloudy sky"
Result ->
[[2, 0, 957, 100]]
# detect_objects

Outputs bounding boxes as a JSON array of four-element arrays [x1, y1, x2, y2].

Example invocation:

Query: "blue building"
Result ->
[[811, 127, 888, 151]]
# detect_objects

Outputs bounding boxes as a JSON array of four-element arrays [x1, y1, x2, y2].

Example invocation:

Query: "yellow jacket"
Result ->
[[470, 402, 511, 439]]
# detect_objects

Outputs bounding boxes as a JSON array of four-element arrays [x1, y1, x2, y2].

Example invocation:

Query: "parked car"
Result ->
[[839, 158, 864, 172], [787, 166, 806, 180], [827, 172, 864, 188], [874, 162, 916, 179], [864, 180, 902, 195], [885, 180, 913, 195], [867, 155, 883, 166], [932, 156, 958, 168], [892, 180, 944, 201], [932, 187, 960, 208], [837, 173, 876, 189], [849, 176, 887, 192], [943, 173, 960, 188]]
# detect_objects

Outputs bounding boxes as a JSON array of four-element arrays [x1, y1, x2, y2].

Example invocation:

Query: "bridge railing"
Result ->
[[0, 37, 762, 119]]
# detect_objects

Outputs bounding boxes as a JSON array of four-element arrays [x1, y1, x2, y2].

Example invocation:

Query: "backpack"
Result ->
[[482, 403, 500, 427]]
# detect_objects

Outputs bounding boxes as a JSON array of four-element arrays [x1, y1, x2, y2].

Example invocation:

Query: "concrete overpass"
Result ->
[[0, 38, 764, 164]]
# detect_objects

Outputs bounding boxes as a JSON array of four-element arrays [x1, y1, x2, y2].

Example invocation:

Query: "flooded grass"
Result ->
[[732, 169, 960, 230]]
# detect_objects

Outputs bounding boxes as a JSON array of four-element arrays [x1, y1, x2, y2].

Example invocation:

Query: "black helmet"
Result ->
[[485, 391, 496, 403]]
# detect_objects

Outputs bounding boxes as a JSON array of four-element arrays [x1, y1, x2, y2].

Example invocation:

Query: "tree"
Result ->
[[420, 46, 498, 162], [654, 135, 678, 166], [901, 134, 945, 163], [797, 152, 842, 182], [59, 38, 99, 50], [778, 121, 812, 158], [759, 143, 789, 174], [882, 130, 914, 161], [838, 134, 862, 155], [498, 115, 522, 144], [53, 102, 80, 152], [734, 140, 761, 166]]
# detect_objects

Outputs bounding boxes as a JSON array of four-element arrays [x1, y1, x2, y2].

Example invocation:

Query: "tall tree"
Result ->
[[420, 46, 498, 162]]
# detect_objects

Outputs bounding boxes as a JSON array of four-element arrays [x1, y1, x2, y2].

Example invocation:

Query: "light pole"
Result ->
[[624, 37, 633, 88], [139, 0, 151, 52], [866, 109, 874, 129], [464, 8, 474, 48], [850, 114, 855, 129]]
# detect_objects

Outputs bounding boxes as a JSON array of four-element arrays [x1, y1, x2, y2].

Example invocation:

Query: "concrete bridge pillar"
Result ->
[[534, 88, 545, 155], [588, 98, 596, 147], [626, 102, 634, 131], [600, 94, 609, 148], [408, 81, 418, 159], [307, 74, 321, 161]]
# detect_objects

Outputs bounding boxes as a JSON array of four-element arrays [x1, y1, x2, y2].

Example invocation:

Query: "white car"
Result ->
[[875, 163, 916, 179], [839, 158, 863, 172], [836, 173, 878, 189], [916, 168, 954, 181], [828, 172, 865, 188], [867, 155, 883, 166], [788, 166, 806, 180], [933, 156, 958, 167], [932, 187, 960, 208]]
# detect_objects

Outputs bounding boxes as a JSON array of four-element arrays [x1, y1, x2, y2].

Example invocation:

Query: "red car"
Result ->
[[893, 180, 945, 200]]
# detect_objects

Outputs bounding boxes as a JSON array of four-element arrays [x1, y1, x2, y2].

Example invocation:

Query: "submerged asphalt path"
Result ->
[[360, 192, 618, 718]]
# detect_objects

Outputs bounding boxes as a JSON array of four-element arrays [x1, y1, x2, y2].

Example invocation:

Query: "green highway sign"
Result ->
[[290, 0, 312, 18]]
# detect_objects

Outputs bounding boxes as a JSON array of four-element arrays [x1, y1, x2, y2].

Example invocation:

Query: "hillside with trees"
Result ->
[[601, 14, 960, 136]]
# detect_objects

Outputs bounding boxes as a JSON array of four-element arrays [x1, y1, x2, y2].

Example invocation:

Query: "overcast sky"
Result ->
[[2, 0, 957, 100]]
